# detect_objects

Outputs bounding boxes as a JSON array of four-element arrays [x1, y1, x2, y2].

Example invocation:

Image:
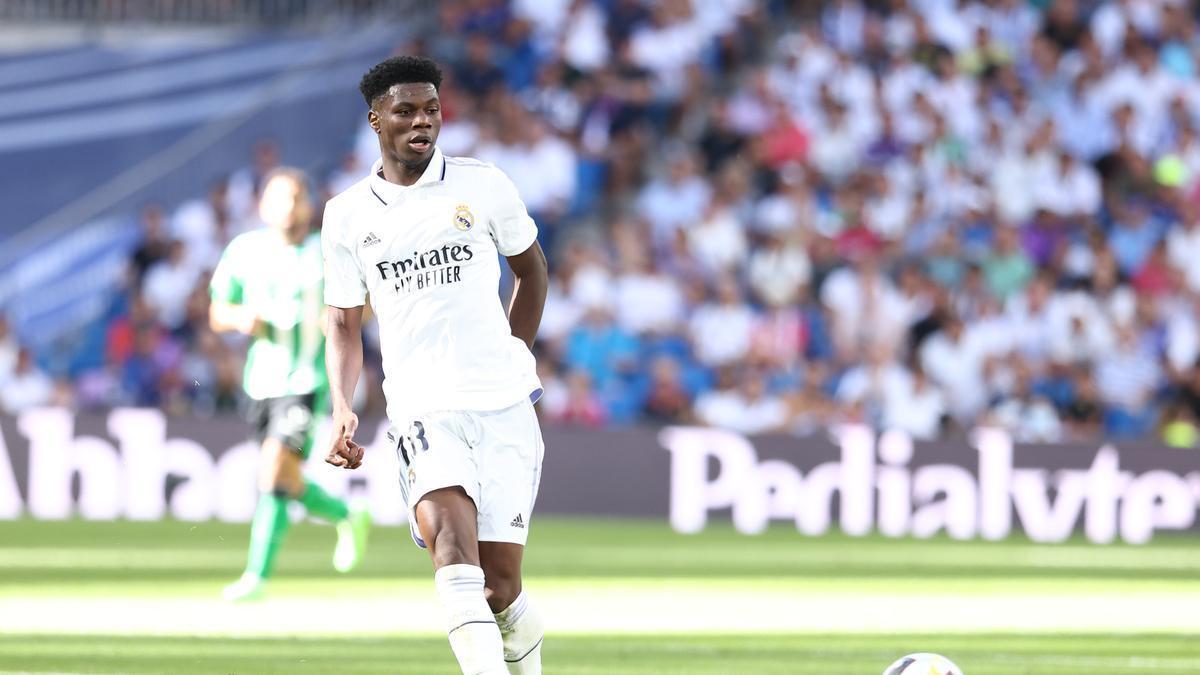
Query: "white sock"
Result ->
[[495, 590, 543, 675], [435, 564, 507, 675]]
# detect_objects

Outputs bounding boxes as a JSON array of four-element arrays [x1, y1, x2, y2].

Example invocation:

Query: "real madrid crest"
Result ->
[[408, 467, 417, 486], [453, 204, 474, 231]]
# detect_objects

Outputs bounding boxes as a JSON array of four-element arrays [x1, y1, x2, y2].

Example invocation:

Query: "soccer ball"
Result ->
[[882, 653, 963, 675]]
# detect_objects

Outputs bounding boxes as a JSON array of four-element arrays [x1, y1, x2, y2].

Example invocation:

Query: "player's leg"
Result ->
[[474, 399, 545, 675], [277, 392, 369, 572], [480, 542, 542, 675], [282, 394, 351, 525], [224, 436, 302, 601], [288, 399, 370, 573], [416, 487, 508, 675], [226, 395, 365, 601]]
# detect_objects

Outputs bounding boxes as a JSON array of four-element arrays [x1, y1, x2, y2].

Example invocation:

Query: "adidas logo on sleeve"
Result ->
[[510, 514, 525, 529]]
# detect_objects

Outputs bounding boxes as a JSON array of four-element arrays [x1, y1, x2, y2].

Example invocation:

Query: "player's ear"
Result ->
[[367, 109, 381, 134]]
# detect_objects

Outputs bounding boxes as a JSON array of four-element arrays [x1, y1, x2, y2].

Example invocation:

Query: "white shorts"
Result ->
[[389, 397, 544, 549]]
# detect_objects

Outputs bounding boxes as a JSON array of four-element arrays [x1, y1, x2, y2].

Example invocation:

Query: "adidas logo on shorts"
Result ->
[[510, 514, 525, 529]]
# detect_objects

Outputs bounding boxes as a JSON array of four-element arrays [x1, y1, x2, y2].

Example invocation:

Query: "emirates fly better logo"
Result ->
[[375, 243, 474, 295]]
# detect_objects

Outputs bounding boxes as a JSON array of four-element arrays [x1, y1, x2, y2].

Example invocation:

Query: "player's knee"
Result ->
[[260, 468, 302, 498], [484, 574, 521, 613], [259, 447, 303, 496], [263, 482, 301, 499], [430, 530, 477, 568], [256, 469, 279, 494]]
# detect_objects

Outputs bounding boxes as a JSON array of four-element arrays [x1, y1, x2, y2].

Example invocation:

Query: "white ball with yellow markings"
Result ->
[[883, 653, 963, 675]]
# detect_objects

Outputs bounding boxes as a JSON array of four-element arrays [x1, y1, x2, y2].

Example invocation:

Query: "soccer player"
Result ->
[[210, 168, 371, 602], [322, 56, 548, 675]]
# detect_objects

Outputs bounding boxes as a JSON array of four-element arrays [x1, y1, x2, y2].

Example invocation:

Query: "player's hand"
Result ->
[[326, 409, 364, 470], [237, 311, 266, 337]]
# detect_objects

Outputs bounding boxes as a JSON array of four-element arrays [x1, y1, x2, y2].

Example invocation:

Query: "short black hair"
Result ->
[[359, 55, 443, 107]]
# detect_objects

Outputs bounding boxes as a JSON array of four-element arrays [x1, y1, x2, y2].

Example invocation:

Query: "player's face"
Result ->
[[371, 82, 441, 167], [259, 174, 309, 234]]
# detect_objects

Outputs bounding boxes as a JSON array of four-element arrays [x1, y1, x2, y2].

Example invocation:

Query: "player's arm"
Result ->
[[320, 200, 369, 470], [488, 166, 547, 350], [208, 239, 263, 336], [209, 301, 263, 336], [325, 304, 365, 469], [506, 241, 548, 351], [317, 296, 371, 336]]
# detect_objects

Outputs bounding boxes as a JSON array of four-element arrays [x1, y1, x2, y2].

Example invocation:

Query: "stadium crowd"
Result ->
[[6, 0, 1200, 445]]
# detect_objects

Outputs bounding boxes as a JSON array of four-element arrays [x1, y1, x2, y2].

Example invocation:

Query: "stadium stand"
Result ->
[[4, 0, 1200, 446]]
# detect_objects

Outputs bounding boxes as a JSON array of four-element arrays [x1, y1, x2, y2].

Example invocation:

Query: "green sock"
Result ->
[[299, 479, 349, 522], [245, 492, 291, 579]]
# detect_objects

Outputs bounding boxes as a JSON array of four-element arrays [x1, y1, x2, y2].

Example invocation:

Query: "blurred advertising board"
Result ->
[[1, 409, 1198, 544]]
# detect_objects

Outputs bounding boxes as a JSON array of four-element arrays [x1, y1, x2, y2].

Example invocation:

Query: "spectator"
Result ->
[[1041, 0, 1087, 52], [920, 315, 989, 422], [836, 343, 911, 423], [689, 276, 756, 368], [543, 370, 607, 427], [1063, 368, 1103, 440], [326, 153, 363, 197], [455, 34, 506, 96], [561, 0, 610, 73], [121, 328, 180, 407], [106, 293, 160, 366], [881, 364, 946, 440], [686, 194, 748, 274], [983, 225, 1034, 301], [142, 241, 201, 332], [1108, 200, 1162, 277], [477, 111, 577, 229], [748, 301, 807, 372], [76, 352, 125, 411], [171, 178, 231, 272], [1096, 327, 1162, 437], [0, 348, 54, 414], [783, 363, 836, 436], [612, 244, 686, 335], [1036, 151, 1101, 219], [695, 368, 787, 436], [32, 0, 1200, 444], [641, 356, 691, 424], [809, 99, 865, 182], [988, 365, 1064, 442], [821, 254, 911, 361], [1131, 241, 1174, 297], [1165, 295, 1200, 378], [636, 150, 712, 247], [226, 140, 279, 226], [747, 229, 811, 308], [628, 0, 710, 100], [1166, 206, 1200, 292], [564, 306, 639, 391], [759, 98, 809, 169], [130, 204, 171, 283], [822, 0, 866, 55]]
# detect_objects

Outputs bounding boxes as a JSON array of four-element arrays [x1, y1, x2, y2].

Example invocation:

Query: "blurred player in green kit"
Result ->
[[209, 168, 371, 602]]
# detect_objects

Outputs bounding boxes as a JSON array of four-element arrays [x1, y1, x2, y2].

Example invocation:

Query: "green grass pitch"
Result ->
[[0, 517, 1198, 674]]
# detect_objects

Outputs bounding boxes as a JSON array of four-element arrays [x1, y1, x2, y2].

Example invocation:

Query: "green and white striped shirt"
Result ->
[[210, 229, 326, 400]]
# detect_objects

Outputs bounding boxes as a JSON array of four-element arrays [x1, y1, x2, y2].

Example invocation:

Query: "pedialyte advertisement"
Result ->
[[0, 409, 1197, 544]]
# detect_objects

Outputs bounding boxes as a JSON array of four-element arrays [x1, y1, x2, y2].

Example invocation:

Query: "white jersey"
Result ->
[[322, 147, 541, 423]]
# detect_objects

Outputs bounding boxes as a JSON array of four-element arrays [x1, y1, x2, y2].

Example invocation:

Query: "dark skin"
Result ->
[[327, 79, 548, 613], [368, 82, 442, 185]]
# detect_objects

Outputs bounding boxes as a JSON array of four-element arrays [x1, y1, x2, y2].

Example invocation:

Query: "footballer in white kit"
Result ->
[[322, 56, 548, 675]]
